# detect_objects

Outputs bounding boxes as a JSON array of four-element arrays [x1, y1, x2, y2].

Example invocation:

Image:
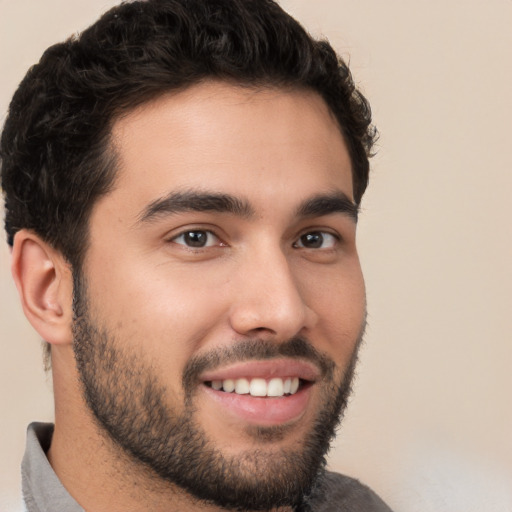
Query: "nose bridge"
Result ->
[[229, 240, 314, 338]]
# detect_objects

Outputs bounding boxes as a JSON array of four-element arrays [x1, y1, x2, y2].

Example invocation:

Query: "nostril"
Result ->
[[253, 326, 274, 333]]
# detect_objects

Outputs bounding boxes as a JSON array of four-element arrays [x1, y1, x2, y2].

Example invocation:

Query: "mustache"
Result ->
[[182, 337, 335, 393]]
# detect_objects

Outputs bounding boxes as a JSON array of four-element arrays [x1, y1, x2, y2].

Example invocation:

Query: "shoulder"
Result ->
[[305, 471, 393, 512]]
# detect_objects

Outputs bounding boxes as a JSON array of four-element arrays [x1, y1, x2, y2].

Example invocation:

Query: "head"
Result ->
[[1, 0, 376, 510]]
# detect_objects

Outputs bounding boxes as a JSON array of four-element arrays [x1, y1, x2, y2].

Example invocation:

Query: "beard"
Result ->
[[72, 273, 363, 511]]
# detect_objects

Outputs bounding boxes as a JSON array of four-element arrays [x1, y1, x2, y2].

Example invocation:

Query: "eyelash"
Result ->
[[293, 231, 339, 250], [170, 230, 224, 249], [169, 229, 340, 250]]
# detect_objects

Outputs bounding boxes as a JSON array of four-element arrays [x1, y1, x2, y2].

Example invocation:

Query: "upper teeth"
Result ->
[[211, 377, 300, 397]]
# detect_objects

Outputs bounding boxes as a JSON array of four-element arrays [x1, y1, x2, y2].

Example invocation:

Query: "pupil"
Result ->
[[302, 232, 323, 248], [184, 231, 207, 247]]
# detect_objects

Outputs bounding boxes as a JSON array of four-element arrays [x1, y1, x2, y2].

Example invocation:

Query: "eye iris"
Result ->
[[184, 231, 207, 247], [301, 232, 323, 248]]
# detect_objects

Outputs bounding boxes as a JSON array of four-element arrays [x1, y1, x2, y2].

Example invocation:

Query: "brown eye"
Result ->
[[172, 230, 219, 248], [295, 231, 337, 249]]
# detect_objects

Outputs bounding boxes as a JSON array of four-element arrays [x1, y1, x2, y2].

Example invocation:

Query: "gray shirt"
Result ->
[[22, 422, 393, 512], [22, 423, 83, 512]]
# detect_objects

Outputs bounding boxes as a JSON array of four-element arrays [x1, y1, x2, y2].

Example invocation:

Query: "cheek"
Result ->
[[302, 260, 366, 360], [84, 256, 231, 365]]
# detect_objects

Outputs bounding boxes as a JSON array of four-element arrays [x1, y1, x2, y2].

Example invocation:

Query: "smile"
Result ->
[[199, 359, 319, 425], [206, 376, 303, 397]]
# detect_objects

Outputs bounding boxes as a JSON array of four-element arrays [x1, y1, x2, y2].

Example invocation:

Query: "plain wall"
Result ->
[[1, 1, 511, 511]]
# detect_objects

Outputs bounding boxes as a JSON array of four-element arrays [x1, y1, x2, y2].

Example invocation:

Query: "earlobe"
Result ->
[[11, 230, 74, 346]]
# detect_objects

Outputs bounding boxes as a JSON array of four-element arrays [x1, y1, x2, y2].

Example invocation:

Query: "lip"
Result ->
[[199, 358, 320, 426], [202, 383, 312, 426], [199, 358, 321, 382]]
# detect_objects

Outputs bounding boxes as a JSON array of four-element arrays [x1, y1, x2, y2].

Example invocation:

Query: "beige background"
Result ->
[[1, 1, 511, 511]]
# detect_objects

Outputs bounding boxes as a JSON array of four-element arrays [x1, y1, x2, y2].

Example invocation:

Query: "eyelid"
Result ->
[[169, 228, 225, 248], [294, 230, 340, 249]]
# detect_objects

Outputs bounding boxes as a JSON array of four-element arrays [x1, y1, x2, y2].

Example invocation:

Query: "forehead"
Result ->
[[105, 81, 353, 217]]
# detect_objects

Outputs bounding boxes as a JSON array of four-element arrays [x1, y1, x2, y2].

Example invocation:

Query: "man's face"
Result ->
[[73, 82, 366, 509]]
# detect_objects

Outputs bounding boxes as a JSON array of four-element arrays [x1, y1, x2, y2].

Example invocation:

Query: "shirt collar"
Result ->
[[22, 422, 83, 512]]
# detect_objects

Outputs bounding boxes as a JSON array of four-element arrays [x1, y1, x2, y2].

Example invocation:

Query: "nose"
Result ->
[[228, 246, 318, 340]]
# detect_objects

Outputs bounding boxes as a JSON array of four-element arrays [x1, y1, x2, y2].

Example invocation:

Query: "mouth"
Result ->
[[204, 376, 309, 397], [199, 359, 319, 426]]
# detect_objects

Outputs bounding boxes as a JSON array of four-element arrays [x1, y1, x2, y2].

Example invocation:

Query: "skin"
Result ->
[[12, 81, 366, 511]]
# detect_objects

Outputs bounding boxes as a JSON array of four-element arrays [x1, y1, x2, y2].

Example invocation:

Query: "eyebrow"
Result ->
[[138, 190, 254, 223], [296, 192, 359, 222], [137, 189, 358, 224]]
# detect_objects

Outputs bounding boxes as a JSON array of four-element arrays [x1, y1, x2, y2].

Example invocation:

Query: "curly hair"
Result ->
[[1, 0, 377, 271]]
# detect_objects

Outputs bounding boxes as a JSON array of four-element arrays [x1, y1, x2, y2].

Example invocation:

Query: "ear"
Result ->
[[11, 230, 74, 346]]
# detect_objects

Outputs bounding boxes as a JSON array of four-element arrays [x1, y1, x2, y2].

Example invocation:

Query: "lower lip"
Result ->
[[202, 385, 311, 426]]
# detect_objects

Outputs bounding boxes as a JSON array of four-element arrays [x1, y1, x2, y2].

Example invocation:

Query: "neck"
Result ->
[[49, 408, 228, 511]]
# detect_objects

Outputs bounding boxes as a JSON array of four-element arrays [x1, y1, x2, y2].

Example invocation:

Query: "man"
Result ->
[[1, 0, 391, 510]]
